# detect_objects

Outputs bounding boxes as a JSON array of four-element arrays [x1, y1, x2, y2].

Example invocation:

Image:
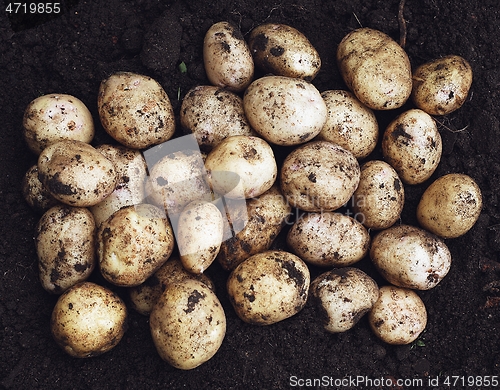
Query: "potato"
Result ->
[[370, 224, 452, 290], [204, 135, 277, 199], [129, 257, 215, 316], [37, 139, 117, 207], [97, 204, 174, 287], [248, 23, 321, 81], [150, 279, 226, 370], [23, 93, 94, 155], [412, 55, 473, 115], [352, 160, 405, 230], [310, 268, 379, 333], [382, 109, 442, 185], [35, 205, 96, 294], [280, 141, 360, 212], [51, 282, 127, 358], [22, 164, 60, 214], [287, 212, 370, 267], [177, 200, 224, 274], [243, 75, 327, 146], [217, 185, 292, 270], [180, 85, 256, 151], [227, 250, 310, 325], [315, 90, 378, 159], [203, 21, 254, 92], [417, 173, 482, 238], [336, 28, 412, 110], [98, 72, 175, 149], [368, 285, 427, 345]]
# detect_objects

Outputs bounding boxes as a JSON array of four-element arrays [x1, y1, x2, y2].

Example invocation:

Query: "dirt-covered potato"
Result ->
[[412, 55, 473, 115], [51, 282, 127, 358], [35, 205, 96, 294], [370, 224, 452, 290], [310, 268, 379, 333], [203, 21, 254, 92], [315, 90, 378, 159], [217, 185, 292, 270], [336, 28, 412, 110], [382, 109, 442, 185], [180, 85, 256, 151], [37, 139, 117, 207], [280, 141, 360, 212], [97, 204, 174, 287], [352, 160, 405, 230], [287, 212, 370, 267], [150, 279, 226, 370], [204, 135, 277, 199], [248, 23, 321, 81], [243, 75, 327, 146], [368, 285, 427, 345], [417, 173, 482, 238], [22, 164, 60, 214], [227, 250, 310, 325], [98, 72, 175, 149], [23, 93, 94, 155]]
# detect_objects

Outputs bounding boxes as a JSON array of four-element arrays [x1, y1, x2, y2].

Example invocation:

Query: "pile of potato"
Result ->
[[22, 21, 482, 368]]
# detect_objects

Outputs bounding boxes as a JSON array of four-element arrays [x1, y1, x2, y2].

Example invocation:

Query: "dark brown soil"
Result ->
[[1, 1, 500, 389]]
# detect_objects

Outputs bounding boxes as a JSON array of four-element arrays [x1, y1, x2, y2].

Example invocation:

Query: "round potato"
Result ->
[[227, 250, 310, 325], [368, 285, 427, 345], [287, 212, 370, 267], [417, 173, 482, 238], [316, 90, 378, 159], [382, 109, 442, 185], [23, 93, 94, 155], [280, 141, 360, 212], [352, 160, 405, 230], [22, 164, 60, 214], [150, 279, 226, 370], [97, 204, 174, 287], [203, 21, 254, 92], [248, 23, 321, 81], [51, 282, 127, 358], [37, 139, 117, 207], [35, 205, 96, 294], [412, 55, 473, 116], [204, 135, 277, 199], [243, 75, 327, 146], [310, 267, 379, 333], [337, 27, 412, 110], [98, 72, 175, 149], [370, 224, 452, 290]]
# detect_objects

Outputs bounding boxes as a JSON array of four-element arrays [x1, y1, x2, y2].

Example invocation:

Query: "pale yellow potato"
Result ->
[[310, 268, 379, 333], [280, 141, 360, 212], [98, 72, 175, 149], [243, 75, 327, 146], [37, 140, 117, 207], [412, 55, 473, 115], [150, 279, 226, 370], [417, 173, 482, 238], [51, 282, 127, 358], [248, 23, 321, 81], [22, 164, 60, 214], [287, 212, 370, 267], [352, 160, 405, 230], [227, 250, 310, 325], [370, 224, 452, 290], [23, 93, 94, 155], [368, 285, 427, 345], [337, 28, 412, 110], [382, 109, 442, 185]]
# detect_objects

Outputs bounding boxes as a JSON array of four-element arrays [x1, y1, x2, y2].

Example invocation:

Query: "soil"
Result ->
[[1, 0, 500, 389]]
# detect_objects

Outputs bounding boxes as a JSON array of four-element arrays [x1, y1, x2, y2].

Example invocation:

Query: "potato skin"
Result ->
[[287, 212, 370, 267], [417, 173, 482, 238], [337, 28, 412, 110], [412, 55, 473, 115], [22, 164, 60, 214]]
